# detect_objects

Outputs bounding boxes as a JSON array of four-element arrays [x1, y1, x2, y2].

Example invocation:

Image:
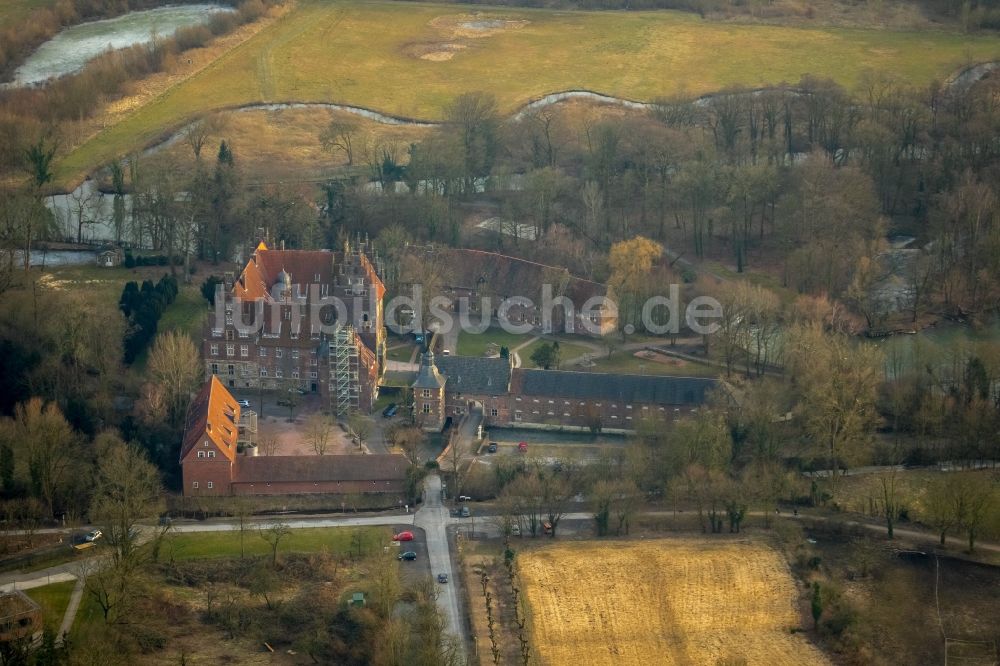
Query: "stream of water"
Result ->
[[8, 4, 234, 86]]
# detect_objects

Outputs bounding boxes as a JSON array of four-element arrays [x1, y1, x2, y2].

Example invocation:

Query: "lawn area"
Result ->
[[26, 580, 76, 633], [457, 327, 535, 356], [387, 343, 418, 363], [585, 349, 720, 377], [163, 526, 386, 560], [518, 338, 595, 368], [158, 283, 208, 339], [54, 0, 1000, 184]]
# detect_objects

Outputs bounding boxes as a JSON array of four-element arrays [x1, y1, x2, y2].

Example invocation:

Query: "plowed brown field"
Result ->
[[519, 539, 830, 666]]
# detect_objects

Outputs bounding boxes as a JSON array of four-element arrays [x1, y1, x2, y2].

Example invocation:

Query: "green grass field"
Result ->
[[26, 580, 76, 632], [55, 0, 1000, 183], [457, 327, 535, 356], [163, 526, 386, 560], [586, 349, 721, 377]]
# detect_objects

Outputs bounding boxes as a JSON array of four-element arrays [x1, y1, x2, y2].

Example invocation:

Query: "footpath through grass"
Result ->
[[26, 580, 76, 632], [55, 0, 1000, 183]]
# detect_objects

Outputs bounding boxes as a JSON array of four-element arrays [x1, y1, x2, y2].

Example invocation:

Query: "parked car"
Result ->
[[237, 399, 251, 408], [460, 506, 470, 518], [392, 531, 414, 542], [287, 387, 306, 395], [441, 349, 451, 356], [487, 442, 498, 453], [542, 521, 553, 535], [85, 530, 103, 542], [382, 403, 398, 418], [458, 495, 472, 502], [398, 551, 417, 561], [437, 573, 449, 583], [518, 441, 528, 453]]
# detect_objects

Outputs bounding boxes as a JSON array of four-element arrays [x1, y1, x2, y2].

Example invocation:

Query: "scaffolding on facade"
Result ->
[[331, 325, 359, 417]]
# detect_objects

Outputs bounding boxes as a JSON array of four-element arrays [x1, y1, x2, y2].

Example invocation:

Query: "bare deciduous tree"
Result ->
[[148, 331, 203, 427]]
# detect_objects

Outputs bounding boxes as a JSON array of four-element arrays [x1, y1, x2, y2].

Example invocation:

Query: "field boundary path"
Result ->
[[56, 577, 85, 645]]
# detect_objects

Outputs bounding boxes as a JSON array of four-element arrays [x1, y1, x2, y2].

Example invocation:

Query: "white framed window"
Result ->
[[422, 389, 431, 398], [276, 349, 283, 358], [208, 451, 216, 458], [211, 364, 219, 374], [292, 370, 300, 379], [490, 408, 498, 417], [422, 403, 430, 414], [240, 345, 248, 357], [514, 411, 522, 421], [260, 368, 268, 377], [210, 344, 219, 355], [207, 481, 214, 489], [197, 451, 205, 458], [192, 481, 199, 489], [292, 350, 299, 359], [226, 344, 235, 357], [239, 329, 249, 338], [259, 347, 268, 357], [310, 371, 318, 379], [275, 370, 283, 378], [283, 308, 291, 321]]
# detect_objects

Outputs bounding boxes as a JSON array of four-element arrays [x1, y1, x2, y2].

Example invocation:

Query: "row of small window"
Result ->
[[196, 450, 218, 458], [191, 481, 214, 489], [516, 398, 633, 409], [210, 344, 313, 360], [259, 369, 319, 379]]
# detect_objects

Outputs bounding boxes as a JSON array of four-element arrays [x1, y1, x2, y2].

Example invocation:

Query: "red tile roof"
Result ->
[[180, 376, 240, 463], [232, 454, 409, 484]]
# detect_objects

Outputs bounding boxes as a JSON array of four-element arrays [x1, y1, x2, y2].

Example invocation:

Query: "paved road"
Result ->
[[414, 474, 465, 660]]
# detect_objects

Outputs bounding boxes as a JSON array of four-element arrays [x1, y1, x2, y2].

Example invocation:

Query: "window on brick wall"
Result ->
[[226, 344, 234, 357], [210, 344, 218, 355], [207, 481, 214, 489], [192, 481, 199, 489], [276, 349, 283, 358], [240, 345, 248, 357], [422, 403, 430, 414], [197, 451, 205, 458], [292, 350, 299, 359], [260, 368, 268, 377], [259, 347, 268, 357], [491, 408, 498, 417], [422, 389, 431, 398], [275, 370, 283, 378], [211, 364, 219, 374]]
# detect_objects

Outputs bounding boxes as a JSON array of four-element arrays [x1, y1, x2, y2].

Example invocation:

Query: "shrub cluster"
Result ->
[[119, 274, 178, 363]]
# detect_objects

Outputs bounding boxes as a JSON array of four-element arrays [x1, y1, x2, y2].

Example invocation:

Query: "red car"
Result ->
[[518, 441, 528, 453], [392, 531, 414, 542]]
